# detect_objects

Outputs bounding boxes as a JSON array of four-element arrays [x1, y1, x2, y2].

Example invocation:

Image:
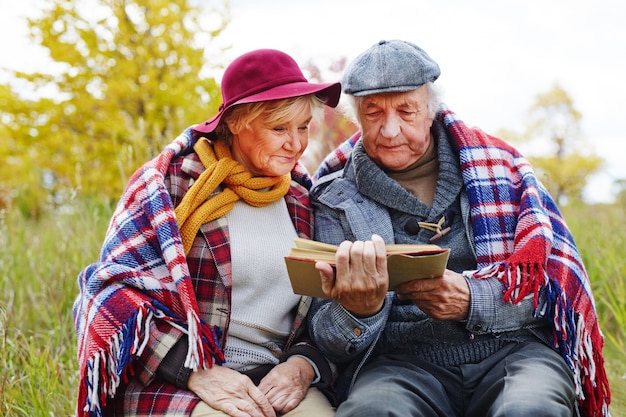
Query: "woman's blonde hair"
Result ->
[[215, 94, 326, 145]]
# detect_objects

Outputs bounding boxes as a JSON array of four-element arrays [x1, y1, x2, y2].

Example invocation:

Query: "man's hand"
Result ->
[[188, 365, 276, 417], [316, 234, 389, 317], [395, 269, 470, 321], [257, 356, 315, 414]]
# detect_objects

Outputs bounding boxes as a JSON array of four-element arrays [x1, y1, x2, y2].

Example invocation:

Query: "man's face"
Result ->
[[357, 87, 434, 171]]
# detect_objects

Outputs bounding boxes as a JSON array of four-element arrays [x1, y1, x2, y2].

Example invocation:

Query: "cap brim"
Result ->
[[350, 84, 423, 96], [193, 81, 341, 134]]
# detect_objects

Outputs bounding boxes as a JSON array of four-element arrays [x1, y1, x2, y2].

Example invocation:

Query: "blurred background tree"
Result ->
[[1, 1, 606, 215], [301, 56, 357, 174], [497, 84, 603, 205], [0, 0, 230, 216]]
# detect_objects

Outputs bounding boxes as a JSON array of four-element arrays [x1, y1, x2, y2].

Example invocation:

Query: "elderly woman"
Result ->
[[73, 49, 341, 417]]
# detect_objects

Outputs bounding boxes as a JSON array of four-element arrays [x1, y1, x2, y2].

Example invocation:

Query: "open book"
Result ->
[[285, 238, 450, 298]]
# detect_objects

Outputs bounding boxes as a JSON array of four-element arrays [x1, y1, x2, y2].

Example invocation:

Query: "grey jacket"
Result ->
[[307, 126, 552, 401]]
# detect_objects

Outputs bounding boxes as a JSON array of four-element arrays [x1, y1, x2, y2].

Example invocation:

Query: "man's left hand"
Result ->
[[395, 269, 470, 321]]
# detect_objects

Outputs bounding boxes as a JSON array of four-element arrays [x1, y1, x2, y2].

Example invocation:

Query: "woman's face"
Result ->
[[229, 103, 312, 177]]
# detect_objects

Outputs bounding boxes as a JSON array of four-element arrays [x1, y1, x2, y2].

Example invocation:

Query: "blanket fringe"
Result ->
[[568, 313, 611, 417], [78, 304, 224, 417], [500, 261, 546, 306], [547, 277, 611, 417], [187, 309, 225, 368], [472, 262, 610, 417], [78, 305, 153, 417]]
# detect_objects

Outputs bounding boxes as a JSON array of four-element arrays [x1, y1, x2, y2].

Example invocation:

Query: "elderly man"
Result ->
[[308, 39, 610, 417]]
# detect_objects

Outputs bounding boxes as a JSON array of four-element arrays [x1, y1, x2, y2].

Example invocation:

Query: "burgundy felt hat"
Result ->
[[193, 49, 342, 134]]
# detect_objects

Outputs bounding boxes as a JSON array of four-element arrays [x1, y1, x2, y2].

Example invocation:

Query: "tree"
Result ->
[[615, 179, 626, 208], [498, 84, 603, 205], [301, 56, 357, 174], [0, 0, 230, 214]]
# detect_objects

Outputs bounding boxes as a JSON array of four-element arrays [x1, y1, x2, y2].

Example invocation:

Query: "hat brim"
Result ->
[[193, 81, 341, 134], [350, 84, 424, 96]]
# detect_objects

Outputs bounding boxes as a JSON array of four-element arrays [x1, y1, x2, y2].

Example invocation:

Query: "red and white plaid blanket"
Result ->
[[72, 128, 225, 417]]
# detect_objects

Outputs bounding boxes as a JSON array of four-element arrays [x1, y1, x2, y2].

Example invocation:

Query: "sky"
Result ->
[[2, 0, 625, 203]]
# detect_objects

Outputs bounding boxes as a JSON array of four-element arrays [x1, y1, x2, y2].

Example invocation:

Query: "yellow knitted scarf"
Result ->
[[175, 137, 291, 254]]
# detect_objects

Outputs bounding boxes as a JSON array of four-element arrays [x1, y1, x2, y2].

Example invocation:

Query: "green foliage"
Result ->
[[0, 0, 230, 214], [532, 152, 604, 204], [615, 179, 626, 206], [527, 83, 582, 148], [498, 84, 605, 205], [527, 85, 604, 204]]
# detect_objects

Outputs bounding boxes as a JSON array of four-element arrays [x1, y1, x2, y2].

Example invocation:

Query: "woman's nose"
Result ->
[[284, 129, 304, 152]]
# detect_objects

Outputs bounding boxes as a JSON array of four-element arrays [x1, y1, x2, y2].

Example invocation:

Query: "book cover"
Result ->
[[285, 238, 450, 298]]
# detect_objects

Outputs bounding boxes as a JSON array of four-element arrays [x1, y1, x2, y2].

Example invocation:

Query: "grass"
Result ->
[[561, 203, 626, 415], [0, 198, 624, 416], [0, 198, 112, 416]]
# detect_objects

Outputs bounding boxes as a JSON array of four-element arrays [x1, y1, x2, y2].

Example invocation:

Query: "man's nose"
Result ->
[[380, 114, 401, 138]]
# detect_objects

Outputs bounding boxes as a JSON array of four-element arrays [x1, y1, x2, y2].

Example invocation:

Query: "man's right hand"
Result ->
[[188, 365, 276, 417], [316, 234, 389, 317]]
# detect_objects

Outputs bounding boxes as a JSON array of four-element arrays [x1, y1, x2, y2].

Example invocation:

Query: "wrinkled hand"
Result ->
[[316, 234, 388, 317], [188, 365, 276, 417], [395, 269, 470, 321], [257, 356, 315, 414]]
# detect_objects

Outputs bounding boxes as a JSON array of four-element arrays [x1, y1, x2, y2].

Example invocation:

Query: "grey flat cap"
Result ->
[[342, 40, 441, 96]]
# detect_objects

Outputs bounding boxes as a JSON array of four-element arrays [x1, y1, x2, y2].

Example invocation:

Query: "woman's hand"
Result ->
[[257, 356, 315, 414], [188, 365, 276, 417]]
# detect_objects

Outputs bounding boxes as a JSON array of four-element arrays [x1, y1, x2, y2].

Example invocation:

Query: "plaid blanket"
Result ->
[[314, 107, 610, 417], [72, 127, 312, 417]]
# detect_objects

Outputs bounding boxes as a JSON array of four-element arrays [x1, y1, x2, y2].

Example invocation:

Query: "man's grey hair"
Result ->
[[340, 82, 444, 128]]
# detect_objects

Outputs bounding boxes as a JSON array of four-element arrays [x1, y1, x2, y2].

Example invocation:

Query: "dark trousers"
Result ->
[[336, 341, 575, 417]]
